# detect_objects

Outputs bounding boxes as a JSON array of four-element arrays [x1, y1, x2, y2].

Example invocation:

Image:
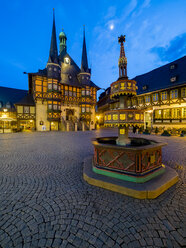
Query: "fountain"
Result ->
[[83, 35, 178, 199]]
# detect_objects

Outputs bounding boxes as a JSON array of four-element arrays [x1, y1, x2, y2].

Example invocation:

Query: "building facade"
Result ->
[[0, 11, 99, 133], [97, 56, 186, 131]]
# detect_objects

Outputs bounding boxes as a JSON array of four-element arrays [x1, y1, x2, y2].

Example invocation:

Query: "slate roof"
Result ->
[[133, 56, 186, 95], [15, 94, 35, 106], [0, 86, 27, 109], [48, 10, 59, 65]]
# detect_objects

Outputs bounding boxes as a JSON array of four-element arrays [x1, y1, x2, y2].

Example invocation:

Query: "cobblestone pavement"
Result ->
[[0, 129, 185, 248]]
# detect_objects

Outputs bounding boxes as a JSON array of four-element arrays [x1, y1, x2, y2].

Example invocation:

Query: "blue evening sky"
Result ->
[[0, 0, 185, 93]]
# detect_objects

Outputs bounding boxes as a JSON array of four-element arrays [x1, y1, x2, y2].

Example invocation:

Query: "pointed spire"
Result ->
[[48, 9, 59, 64], [118, 35, 127, 78], [81, 26, 89, 72]]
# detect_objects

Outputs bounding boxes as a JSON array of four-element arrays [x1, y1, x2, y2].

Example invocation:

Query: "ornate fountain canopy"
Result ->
[[110, 35, 138, 99]]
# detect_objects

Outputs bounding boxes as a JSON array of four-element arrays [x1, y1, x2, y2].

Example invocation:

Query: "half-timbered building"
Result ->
[[97, 56, 186, 130]]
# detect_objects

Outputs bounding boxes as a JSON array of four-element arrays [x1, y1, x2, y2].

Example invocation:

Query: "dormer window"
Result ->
[[142, 85, 148, 90], [54, 68, 57, 71], [170, 76, 177, 83], [170, 64, 176, 70], [86, 76, 89, 80]]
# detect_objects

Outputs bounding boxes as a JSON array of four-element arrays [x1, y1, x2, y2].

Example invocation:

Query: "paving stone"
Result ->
[[0, 131, 185, 248]]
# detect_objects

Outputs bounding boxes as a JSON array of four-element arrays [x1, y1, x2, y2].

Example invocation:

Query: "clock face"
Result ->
[[64, 57, 70, 64]]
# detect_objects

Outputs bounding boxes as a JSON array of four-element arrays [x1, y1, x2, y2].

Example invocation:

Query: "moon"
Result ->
[[109, 24, 114, 30]]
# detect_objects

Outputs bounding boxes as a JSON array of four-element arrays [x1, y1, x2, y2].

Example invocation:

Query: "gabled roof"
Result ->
[[0, 86, 27, 108], [133, 56, 186, 94], [15, 94, 35, 106]]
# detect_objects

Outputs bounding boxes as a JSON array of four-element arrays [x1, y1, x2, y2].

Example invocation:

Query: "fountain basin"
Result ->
[[92, 137, 166, 183]]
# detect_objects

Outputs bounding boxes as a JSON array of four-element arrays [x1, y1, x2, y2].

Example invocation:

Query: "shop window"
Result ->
[[171, 108, 180, 119], [155, 110, 162, 119], [170, 89, 178, 99], [163, 109, 170, 119]]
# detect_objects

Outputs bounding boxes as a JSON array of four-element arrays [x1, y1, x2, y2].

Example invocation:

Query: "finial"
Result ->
[[118, 35, 126, 43]]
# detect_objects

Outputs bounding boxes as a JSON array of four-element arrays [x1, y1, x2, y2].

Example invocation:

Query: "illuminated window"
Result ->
[[53, 105, 57, 110], [48, 104, 52, 110], [155, 110, 162, 119], [135, 114, 140, 120], [145, 95, 150, 103], [183, 108, 186, 118], [105, 115, 107, 120], [153, 93, 158, 101], [48, 83, 52, 90], [181, 88, 186, 97], [141, 114, 144, 120], [24, 106, 29, 113], [163, 109, 170, 119], [53, 84, 57, 90], [82, 90, 85, 96], [113, 114, 118, 120], [120, 83, 125, 90], [161, 92, 167, 100], [138, 97, 143, 104], [17, 106, 23, 113], [170, 89, 178, 99], [108, 115, 111, 120], [171, 108, 180, 119], [65, 90, 68, 96], [120, 114, 126, 120]]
